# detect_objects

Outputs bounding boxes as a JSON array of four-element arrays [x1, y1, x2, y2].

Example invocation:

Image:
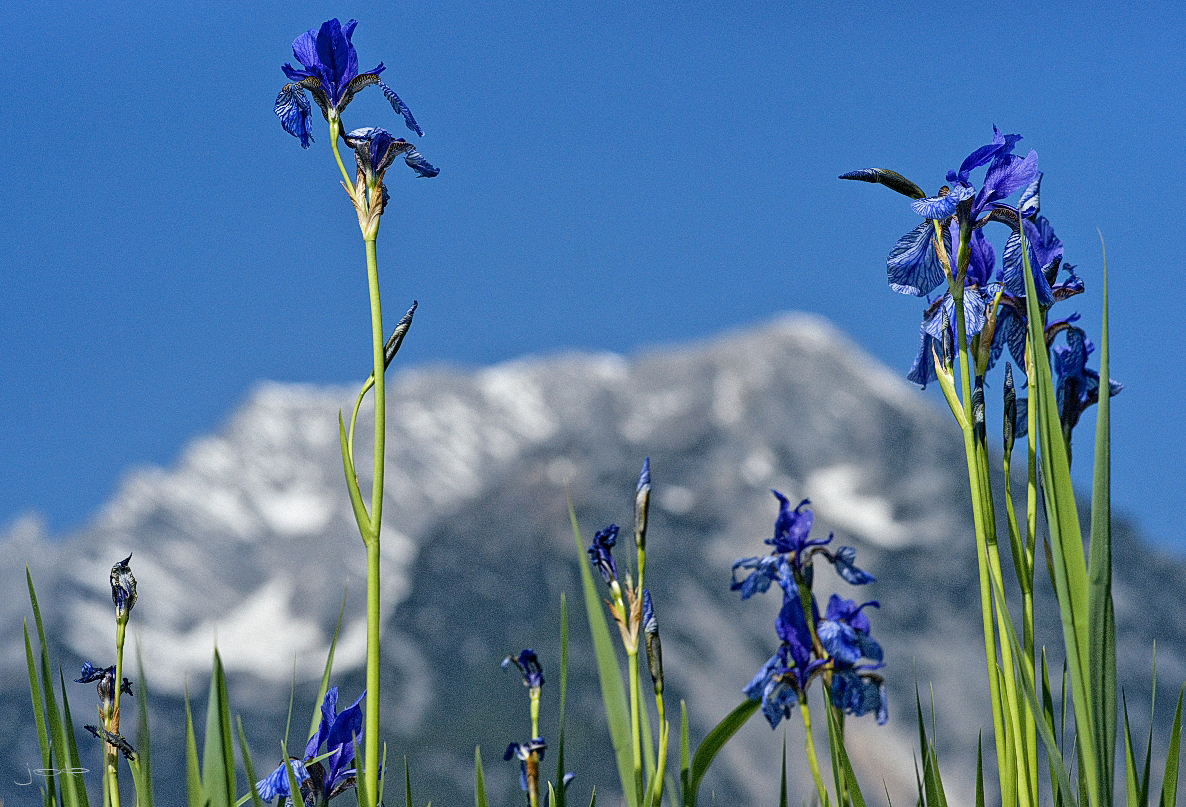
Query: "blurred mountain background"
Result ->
[[4, 315, 1182, 807]]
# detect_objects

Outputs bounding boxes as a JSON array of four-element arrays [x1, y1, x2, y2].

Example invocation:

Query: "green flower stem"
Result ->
[[628, 648, 644, 807], [107, 616, 128, 807], [530, 687, 541, 739], [363, 232, 385, 807], [943, 233, 1012, 807], [799, 697, 829, 807], [328, 118, 354, 189]]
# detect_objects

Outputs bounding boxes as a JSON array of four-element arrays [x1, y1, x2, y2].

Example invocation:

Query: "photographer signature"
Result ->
[[14, 763, 90, 785]]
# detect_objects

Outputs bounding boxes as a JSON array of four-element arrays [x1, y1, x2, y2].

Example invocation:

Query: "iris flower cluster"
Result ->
[[840, 128, 1119, 443], [255, 687, 365, 805], [76, 554, 139, 759], [275, 19, 438, 177], [733, 492, 886, 729], [502, 649, 573, 807]]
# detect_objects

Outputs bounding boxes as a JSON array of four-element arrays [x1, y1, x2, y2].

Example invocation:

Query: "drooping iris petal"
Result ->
[[831, 670, 886, 723], [403, 146, 440, 178], [831, 546, 875, 585], [275, 84, 314, 148], [381, 82, 424, 137], [256, 759, 311, 803], [730, 555, 786, 599], [887, 221, 949, 297], [910, 184, 973, 220]]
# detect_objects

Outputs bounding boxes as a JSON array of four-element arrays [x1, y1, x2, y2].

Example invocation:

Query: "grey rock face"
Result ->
[[2, 314, 1177, 807]]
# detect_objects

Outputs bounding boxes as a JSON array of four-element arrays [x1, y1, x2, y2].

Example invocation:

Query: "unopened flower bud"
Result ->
[[1003, 363, 1017, 454], [634, 458, 651, 552], [641, 589, 664, 694], [110, 554, 137, 620], [941, 311, 955, 369]]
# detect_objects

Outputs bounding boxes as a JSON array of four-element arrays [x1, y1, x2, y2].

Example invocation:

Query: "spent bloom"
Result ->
[[256, 687, 364, 804], [75, 662, 133, 713], [275, 18, 426, 151], [588, 524, 620, 586]]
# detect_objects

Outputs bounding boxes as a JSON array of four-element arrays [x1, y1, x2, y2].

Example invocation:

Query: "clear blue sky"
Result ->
[[2, 1, 1183, 550]]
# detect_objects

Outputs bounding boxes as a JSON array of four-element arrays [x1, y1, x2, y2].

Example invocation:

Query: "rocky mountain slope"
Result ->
[[3, 314, 1180, 807]]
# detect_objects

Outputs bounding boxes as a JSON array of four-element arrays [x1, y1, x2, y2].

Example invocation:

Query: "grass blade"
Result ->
[[236, 717, 264, 807], [1089, 232, 1118, 807], [1021, 224, 1097, 807], [474, 746, 488, 807], [135, 645, 155, 807], [24, 619, 57, 807], [570, 498, 635, 807], [687, 698, 759, 804], [57, 668, 89, 807], [780, 731, 788, 807], [202, 650, 236, 807], [309, 590, 349, 742], [185, 689, 205, 807], [1159, 688, 1185, 807]]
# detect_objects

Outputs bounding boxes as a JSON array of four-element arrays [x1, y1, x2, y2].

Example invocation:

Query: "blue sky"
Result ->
[[2, 1, 1183, 550]]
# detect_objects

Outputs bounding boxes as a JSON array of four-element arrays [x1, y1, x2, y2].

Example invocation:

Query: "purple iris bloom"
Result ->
[[588, 524, 619, 585], [817, 595, 882, 665], [504, 737, 547, 792], [343, 127, 439, 181], [831, 668, 888, 725], [503, 648, 545, 690], [75, 663, 132, 711], [744, 596, 826, 728], [256, 687, 365, 804], [732, 491, 873, 597], [906, 282, 999, 388], [275, 19, 425, 148], [1053, 326, 1123, 439]]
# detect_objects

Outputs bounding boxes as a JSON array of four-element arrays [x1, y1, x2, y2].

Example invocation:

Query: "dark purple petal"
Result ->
[[769, 491, 813, 554], [403, 147, 439, 178], [380, 81, 425, 137], [831, 546, 875, 585], [276, 84, 314, 148], [588, 525, 619, 584], [967, 229, 995, 287], [887, 221, 948, 297]]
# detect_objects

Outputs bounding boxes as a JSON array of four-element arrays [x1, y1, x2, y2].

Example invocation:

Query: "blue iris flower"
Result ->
[[504, 738, 547, 792], [588, 524, 620, 585], [817, 595, 882, 665], [744, 596, 827, 728], [343, 127, 439, 181], [732, 491, 873, 597], [503, 648, 545, 690], [256, 687, 365, 804], [1053, 326, 1123, 439], [276, 19, 425, 148]]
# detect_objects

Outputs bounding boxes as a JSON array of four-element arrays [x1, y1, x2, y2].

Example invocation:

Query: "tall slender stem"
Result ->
[[799, 698, 829, 807], [363, 234, 384, 807], [628, 648, 644, 807]]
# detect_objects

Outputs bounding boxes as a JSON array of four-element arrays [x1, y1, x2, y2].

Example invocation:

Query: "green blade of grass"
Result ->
[[687, 699, 759, 804], [570, 499, 635, 807], [826, 702, 868, 807], [1159, 687, 1185, 807], [56, 668, 89, 807], [1021, 223, 1098, 807], [1123, 695, 1141, 807], [185, 689, 205, 807], [474, 746, 488, 807], [24, 619, 57, 807], [975, 735, 985, 807], [202, 650, 236, 807], [135, 645, 155, 807], [1089, 233, 1118, 807], [236, 717, 265, 807]]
